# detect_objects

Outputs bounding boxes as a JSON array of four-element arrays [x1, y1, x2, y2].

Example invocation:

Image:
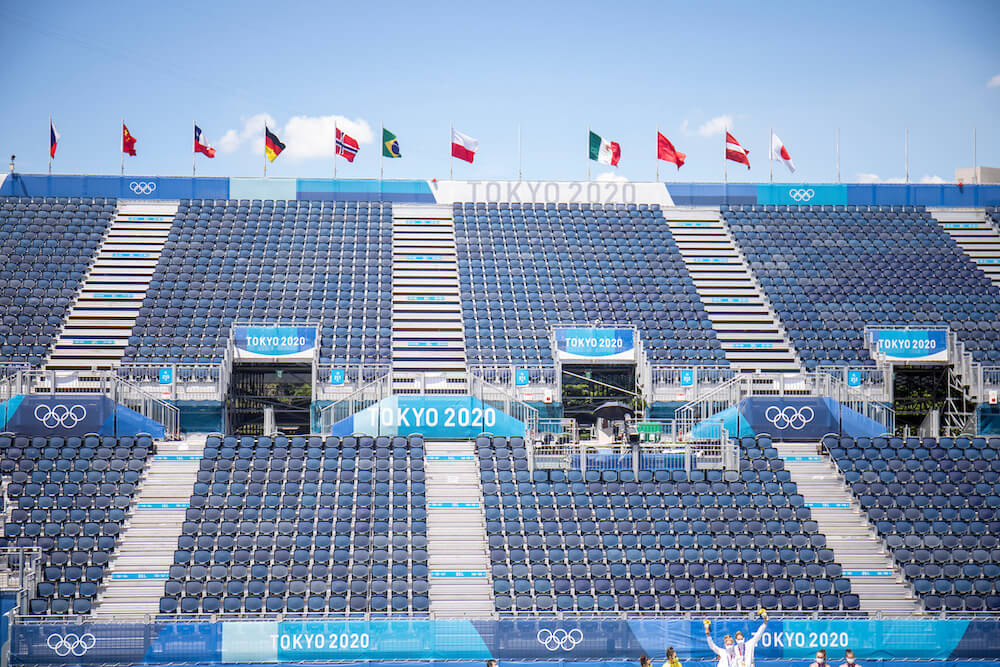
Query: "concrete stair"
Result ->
[[929, 208, 1000, 291], [774, 441, 924, 615], [93, 434, 205, 618], [423, 440, 494, 617]]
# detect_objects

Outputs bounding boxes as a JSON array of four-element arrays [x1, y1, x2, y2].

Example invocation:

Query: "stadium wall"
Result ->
[[5, 174, 1000, 207], [10, 618, 1000, 664]]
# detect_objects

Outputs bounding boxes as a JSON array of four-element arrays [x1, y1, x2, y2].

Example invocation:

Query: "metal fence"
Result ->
[[0, 547, 42, 616], [117, 363, 226, 401]]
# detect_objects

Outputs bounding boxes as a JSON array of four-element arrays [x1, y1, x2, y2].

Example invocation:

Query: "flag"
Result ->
[[451, 128, 478, 163], [726, 131, 750, 169], [657, 132, 685, 168], [770, 133, 796, 173], [382, 128, 401, 158], [335, 128, 359, 162], [264, 126, 285, 162], [194, 124, 216, 158], [49, 119, 60, 159], [589, 131, 621, 166], [122, 123, 137, 156]]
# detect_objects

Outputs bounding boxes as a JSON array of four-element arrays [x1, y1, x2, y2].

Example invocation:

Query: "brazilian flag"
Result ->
[[382, 128, 401, 158]]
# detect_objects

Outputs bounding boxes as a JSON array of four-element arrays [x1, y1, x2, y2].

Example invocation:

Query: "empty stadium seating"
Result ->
[[454, 202, 727, 366], [825, 435, 1000, 612], [480, 435, 857, 614], [160, 434, 429, 615], [123, 200, 392, 366], [0, 434, 154, 615], [726, 205, 1000, 369], [0, 196, 115, 365]]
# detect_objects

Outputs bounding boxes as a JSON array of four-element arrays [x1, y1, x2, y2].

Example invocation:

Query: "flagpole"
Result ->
[[655, 126, 659, 183], [48, 115, 52, 176], [587, 125, 591, 182], [379, 120, 384, 198], [973, 127, 978, 185], [192, 119, 196, 177], [904, 127, 909, 184], [517, 122, 522, 181], [723, 127, 727, 185], [769, 128, 773, 184], [836, 127, 841, 184], [450, 121, 454, 180], [334, 119, 338, 180], [121, 117, 125, 176]]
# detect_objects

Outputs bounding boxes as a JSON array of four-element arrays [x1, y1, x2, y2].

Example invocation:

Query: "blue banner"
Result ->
[[232, 326, 317, 360], [0, 395, 164, 438], [329, 395, 525, 439], [698, 397, 886, 440], [554, 328, 636, 362], [8, 619, 1000, 664], [871, 329, 948, 362], [757, 184, 847, 206]]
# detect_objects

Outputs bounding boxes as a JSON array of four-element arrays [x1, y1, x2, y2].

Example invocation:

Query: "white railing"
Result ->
[[319, 372, 393, 434], [468, 372, 539, 443], [0, 547, 43, 615], [650, 365, 736, 401], [315, 363, 391, 400], [468, 365, 558, 389], [537, 417, 578, 443], [118, 363, 227, 401]]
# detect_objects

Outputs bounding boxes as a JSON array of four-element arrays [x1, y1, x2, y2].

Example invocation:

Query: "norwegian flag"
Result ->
[[770, 133, 796, 173], [726, 131, 750, 169], [336, 128, 359, 162]]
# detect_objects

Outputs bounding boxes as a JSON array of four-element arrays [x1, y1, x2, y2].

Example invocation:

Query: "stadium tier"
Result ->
[[122, 199, 392, 366], [0, 197, 116, 365], [825, 435, 1000, 612], [726, 205, 1000, 369], [455, 202, 727, 366], [159, 434, 428, 615], [0, 434, 154, 615]]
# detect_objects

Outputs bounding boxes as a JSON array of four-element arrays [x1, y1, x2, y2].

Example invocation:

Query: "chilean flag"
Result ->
[[770, 132, 796, 173], [194, 124, 216, 158], [49, 119, 60, 159], [726, 131, 750, 169], [451, 128, 478, 163]]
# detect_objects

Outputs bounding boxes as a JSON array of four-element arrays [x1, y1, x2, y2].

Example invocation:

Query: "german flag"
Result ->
[[264, 126, 285, 162]]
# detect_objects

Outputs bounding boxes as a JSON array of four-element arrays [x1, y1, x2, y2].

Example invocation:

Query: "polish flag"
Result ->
[[770, 133, 796, 173], [726, 131, 750, 169], [451, 128, 478, 163]]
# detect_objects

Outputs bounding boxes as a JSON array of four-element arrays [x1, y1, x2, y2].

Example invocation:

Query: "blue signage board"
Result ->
[[871, 329, 948, 363], [847, 370, 862, 387], [158, 368, 173, 385], [329, 368, 346, 385], [514, 369, 530, 386], [6, 618, 1000, 664], [756, 184, 848, 206], [554, 327, 636, 362], [330, 395, 526, 439], [680, 369, 695, 386], [232, 326, 317, 361]]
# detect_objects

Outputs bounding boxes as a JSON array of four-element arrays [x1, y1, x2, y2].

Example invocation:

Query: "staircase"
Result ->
[[391, 204, 467, 377], [773, 442, 924, 615], [663, 208, 802, 373], [423, 441, 494, 617], [929, 208, 1000, 290], [93, 434, 204, 618], [46, 201, 176, 372]]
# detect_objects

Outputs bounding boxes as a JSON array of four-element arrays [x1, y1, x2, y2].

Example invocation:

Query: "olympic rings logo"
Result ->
[[764, 405, 815, 430], [46, 633, 97, 657], [129, 181, 157, 195], [788, 188, 815, 202], [34, 404, 88, 429], [537, 628, 583, 651]]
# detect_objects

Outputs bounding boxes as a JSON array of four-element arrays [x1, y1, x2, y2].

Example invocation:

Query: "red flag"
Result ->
[[122, 123, 137, 156], [194, 124, 216, 158], [657, 132, 685, 168], [451, 128, 478, 163], [335, 128, 359, 162], [725, 131, 749, 169]]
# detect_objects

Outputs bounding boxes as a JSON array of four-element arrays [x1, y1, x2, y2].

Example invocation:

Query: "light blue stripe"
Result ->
[[976, 258, 1000, 264], [71, 339, 117, 345], [942, 222, 982, 228], [784, 455, 823, 461], [689, 257, 732, 263], [674, 221, 717, 227], [109, 251, 153, 258], [404, 255, 446, 260], [153, 455, 202, 461], [426, 455, 475, 461], [805, 501, 850, 508], [707, 297, 751, 303], [406, 341, 450, 347], [406, 295, 446, 301], [843, 569, 893, 577], [91, 292, 136, 298], [111, 572, 168, 580], [732, 342, 775, 349], [430, 570, 487, 578], [428, 502, 480, 509], [138, 502, 189, 509]]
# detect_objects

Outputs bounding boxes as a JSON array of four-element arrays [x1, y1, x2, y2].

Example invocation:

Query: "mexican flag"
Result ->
[[589, 130, 621, 166]]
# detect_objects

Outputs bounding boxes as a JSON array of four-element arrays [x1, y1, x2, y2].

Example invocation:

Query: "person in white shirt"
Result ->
[[704, 620, 739, 667], [733, 609, 769, 667]]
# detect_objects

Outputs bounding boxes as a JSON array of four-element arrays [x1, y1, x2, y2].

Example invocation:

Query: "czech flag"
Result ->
[[264, 126, 285, 162], [122, 123, 137, 156], [336, 128, 359, 162], [49, 119, 60, 159], [194, 124, 216, 158]]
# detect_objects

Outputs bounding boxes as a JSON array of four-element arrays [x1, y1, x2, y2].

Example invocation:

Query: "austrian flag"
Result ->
[[725, 132, 750, 169]]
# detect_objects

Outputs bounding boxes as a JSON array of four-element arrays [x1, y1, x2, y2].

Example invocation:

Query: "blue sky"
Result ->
[[1, 0, 998, 184]]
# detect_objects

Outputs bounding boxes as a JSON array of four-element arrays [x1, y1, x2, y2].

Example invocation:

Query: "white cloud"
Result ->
[[696, 115, 735, 137], [216, 113, 374, 159], [595, 172, 628, 183], [855, 173, 908, 184], [988, 73, 1000, 88], [920, 174, 947, 184]]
